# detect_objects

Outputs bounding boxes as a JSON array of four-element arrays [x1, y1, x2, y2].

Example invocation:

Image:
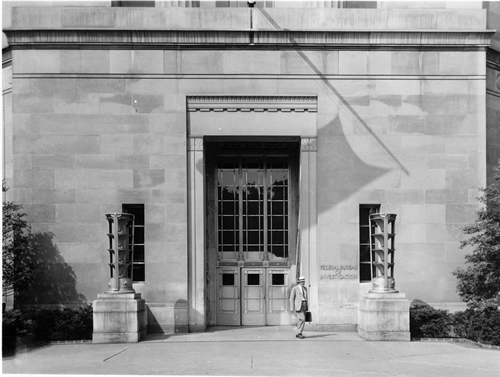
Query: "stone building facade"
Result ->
[[2, 1, 499, 333]]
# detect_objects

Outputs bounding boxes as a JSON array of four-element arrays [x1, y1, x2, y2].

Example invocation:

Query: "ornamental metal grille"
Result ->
[[123, 204, 145, 282], [217, 156, 289, 261], [359, 204, 380, 282]]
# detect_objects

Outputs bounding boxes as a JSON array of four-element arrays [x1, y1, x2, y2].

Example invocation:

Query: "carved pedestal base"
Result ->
[[358, 292, 410, 341], [92, 293, 147, 343]]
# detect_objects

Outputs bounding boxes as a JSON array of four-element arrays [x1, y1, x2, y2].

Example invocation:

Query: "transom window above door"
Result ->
[[217, 155, 290, 262]]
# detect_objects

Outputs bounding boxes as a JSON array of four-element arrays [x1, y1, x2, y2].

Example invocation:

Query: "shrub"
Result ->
[[453, 305, 500, 346], [409, 303, 500, 346], [410, 303, 453, 339], [51, 306, 93, 341], [2, 305, 93, 346], [2, 310, 23, 351]]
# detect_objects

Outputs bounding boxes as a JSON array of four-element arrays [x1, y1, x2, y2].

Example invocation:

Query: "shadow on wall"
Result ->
[[174, 299, 189, 333], [318, 114, 389, 198], [145, 300, 189, 334], [15, 232, 87, 309], [258, 8, 408, 176], [146, 305, 162, 333], [194, 9, 407, 205]]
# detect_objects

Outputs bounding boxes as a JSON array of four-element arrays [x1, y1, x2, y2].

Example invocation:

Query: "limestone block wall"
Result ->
[[315, 50, 486, 326], [5, 6, 490, 330], [10, 48, 188, 330], [486, 53, 500, 185], [10, 46, 487, 328], [486, 0, 500, 184]]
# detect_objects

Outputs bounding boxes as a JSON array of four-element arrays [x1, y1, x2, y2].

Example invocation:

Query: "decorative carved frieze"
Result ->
[[188, 137, 204, 151], [187, 95, 317, 113], [301, 137, 317, 152]]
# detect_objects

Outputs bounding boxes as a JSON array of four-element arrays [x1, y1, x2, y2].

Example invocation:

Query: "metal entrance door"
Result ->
[[266, 269, 290, 325], [208, 140, 299, 326], [242, 268, 266, 325], [217, 268, 241, 326], [217, 267, 290, 326]]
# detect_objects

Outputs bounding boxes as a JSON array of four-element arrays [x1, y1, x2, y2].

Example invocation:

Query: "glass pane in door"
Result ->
[[267, 159, 289, 260], [242, 160, 264, 260], [242, 269, 265, 325], [217, 269, 240, 325], [218, 162, 239, 260], [267, 269, 291, 325], [217, 155, 290, 262]]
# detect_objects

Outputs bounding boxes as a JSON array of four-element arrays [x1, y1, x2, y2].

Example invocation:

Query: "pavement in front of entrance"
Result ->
[[3, 326, 500, 376]]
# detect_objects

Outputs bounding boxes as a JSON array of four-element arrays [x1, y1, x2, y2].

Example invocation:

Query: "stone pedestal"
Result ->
[[93, 292, 147, 343], [358, 292, 410, 341]]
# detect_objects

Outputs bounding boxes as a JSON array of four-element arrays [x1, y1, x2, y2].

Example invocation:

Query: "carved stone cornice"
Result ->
[[487, 47, 500, 71], [4, 30, 494, 49], [187, 95, 317, 113], [2, 48, 12, 69]]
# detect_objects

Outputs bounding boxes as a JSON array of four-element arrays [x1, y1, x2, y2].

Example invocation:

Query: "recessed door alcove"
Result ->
[[187, 95, 318, 330]]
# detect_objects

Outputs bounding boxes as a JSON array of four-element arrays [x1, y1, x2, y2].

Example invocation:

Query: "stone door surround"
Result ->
[[187, 95, 318, 331]]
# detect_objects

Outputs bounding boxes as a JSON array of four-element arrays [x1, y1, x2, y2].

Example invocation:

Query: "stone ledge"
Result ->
[[316, 324, 357, 332], [93, 298, 146, 312], [97, 292, 141, 300], [92, 329, 147, 344], [364, 292, 406, 299], [358, 328, 411, 341], [49, 339, 92, 344]]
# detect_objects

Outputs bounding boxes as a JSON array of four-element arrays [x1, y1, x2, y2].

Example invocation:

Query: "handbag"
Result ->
[[305, 311, 312, 323], [303, 286, 312, 323]]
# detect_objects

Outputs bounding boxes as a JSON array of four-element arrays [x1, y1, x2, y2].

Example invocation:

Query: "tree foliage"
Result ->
[[453, 171, 500, 308], [2, 182, 34, 297]]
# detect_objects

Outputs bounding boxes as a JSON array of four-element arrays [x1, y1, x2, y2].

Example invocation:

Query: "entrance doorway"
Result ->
[[217, 268, 291, 326], [205, 138, 300, 326]]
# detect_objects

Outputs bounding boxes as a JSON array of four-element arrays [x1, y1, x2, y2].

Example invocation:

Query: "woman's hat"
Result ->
[[298, 276, 306, 281]]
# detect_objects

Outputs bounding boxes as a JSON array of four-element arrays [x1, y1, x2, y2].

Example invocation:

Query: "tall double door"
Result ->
[[217, 267, 292, 326]]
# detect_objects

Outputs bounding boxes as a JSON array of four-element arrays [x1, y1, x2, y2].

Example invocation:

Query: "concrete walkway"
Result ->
[[3, 326, 500, 376]]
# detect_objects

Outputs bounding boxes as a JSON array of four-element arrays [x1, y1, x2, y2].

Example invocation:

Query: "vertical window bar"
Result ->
[[263, 156, 268, 261], [359, 204, 380, 282], [216, 152, 290, 262], [266, 158, 289, 260], [238, 158, 243, 261], [217, 167, 221, 256], [217, 160, 239, 259], [123, 204, 145, 282]]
